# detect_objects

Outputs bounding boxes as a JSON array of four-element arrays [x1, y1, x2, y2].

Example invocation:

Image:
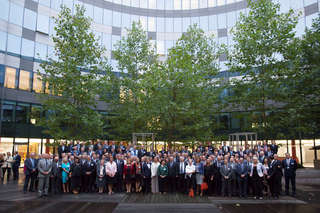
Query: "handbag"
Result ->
[[201, 182, 208, 191], [189, 189, 194, 197]]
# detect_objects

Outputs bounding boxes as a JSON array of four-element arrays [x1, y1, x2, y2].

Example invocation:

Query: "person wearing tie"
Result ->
[[141, 157, 152, 194], [50, 156, 61, 194], [177, 157, 186, 194], [167, 156, 178, 193], [38, 154, 52, 198], [220, 158, 233, 197], [267, 154, 282, 199], [236, 157, 248, 198], [23, 152, 37, 193], [115, 154, 124, 193], [282, 153, 297, 196]]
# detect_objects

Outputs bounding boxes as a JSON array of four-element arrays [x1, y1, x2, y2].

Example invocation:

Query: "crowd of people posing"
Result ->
[[21, 140, 298, 200]]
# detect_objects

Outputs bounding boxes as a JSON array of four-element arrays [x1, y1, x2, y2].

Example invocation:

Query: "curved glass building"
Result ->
[[0, 0, 319, 165]]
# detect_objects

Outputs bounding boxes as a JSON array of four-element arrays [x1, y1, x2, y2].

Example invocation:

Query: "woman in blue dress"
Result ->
[[61, 157, 70, 193]]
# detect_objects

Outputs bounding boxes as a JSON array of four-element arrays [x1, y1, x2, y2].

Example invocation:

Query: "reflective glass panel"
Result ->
[[37, 14, 49, 34], [7, 34, 21, 55], [23, 9, 37, 30], [0, 0, 9, 21], [5, 67, 16, 89], [9, 3, 23, 26], [0, 31, 6, 51], [19, 70, 31, 91], [33, 73, 43, 93], [21, 39, 35, 58]]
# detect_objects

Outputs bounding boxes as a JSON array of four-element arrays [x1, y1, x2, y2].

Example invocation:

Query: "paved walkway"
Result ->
[[0, 168, 319, 213]]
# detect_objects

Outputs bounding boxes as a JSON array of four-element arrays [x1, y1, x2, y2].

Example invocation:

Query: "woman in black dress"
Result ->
[[96, 159, 106, 194], [70, 157, 81, 194], [204, 159, 214, 196], [123, 158, 135, 193]]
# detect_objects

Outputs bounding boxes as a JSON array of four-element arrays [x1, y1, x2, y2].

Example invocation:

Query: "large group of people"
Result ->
[[4, 140, 298, 200]]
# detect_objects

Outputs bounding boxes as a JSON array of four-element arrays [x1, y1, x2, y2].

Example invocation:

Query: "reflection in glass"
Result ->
[[23, 9, 37, 30], [0, 0, 9, 21], [5, 67, 16, 89], [37, 14, 49, 34], [0, 31, 6, 51], [9, 3, 23, 26], [2, 103, 14, 122], [174, 0, 181, 9], [21, 39, 35, 58], [33, 73, 43, 93], [7, 34, 21, 55], [19, 70, 31, 91], [16, 104, 29, 123], [148, 17, 155, 31]]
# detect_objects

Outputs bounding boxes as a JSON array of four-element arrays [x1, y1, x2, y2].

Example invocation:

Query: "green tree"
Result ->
[[108, 22, 159, 140], [146, 25, 223, 144], [227, 0, 299, 139], [38, 5, 111, 141]]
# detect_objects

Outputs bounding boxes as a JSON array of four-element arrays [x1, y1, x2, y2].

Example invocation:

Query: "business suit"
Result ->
[[282, 158, 297, 196], [38, 158, 52, 197], [236, 163, 248, 197], [268, 159, 282, 198], [12, 154, 21, 181], [220, 164, 233, 196], [115, 159, 124, 192], [167, 161, 178, 193], [177, 161, 187, 194], [229, 162, 238, 196], [23, 158, 37, 192], [50, 160, 62, 194], [58, 145, 68, 158], [141, 162, 151, 193]]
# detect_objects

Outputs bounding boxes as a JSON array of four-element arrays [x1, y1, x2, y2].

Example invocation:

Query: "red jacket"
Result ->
[[123, 164, 135, 175]]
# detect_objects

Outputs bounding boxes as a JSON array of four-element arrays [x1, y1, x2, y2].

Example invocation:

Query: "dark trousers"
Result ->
[[252, 177, 263, 197], [221, 178, 231, 196], [12, 166, 19, 180], [24, 172, 36, 192], [230, 178, 237, 196], [50, 176, 61, 194], [2, 168, 11, 181], [270, 175, 281, 197], [285, 174, 296, 195], [178, 174, 186, 193], [158, 176, 167, 193], [186, 175, 195, 192], [167, 176, 176, 193], [214, 174, 221, 195], [238, 177, 248, 197], [83, 174, 91, 192], [115, 174, 123, 192], [143, 177, 151, 193]]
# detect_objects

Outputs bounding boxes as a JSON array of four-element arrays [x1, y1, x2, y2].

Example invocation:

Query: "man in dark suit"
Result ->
[[282, 153, 297, 196], [50, 156, 61, 194], [58, 142, 68, 158], [220, 158, 233, 197], [177, 156, 187, 194], [12, 151, 21, 181], [270, 141, 278, 155], [115, 154, 124, 192], [222, 142, 230, 155], [268, 154, 282, 199], [236, 157, 248, 198], [23, 152, 37, 193], [167, 156, 178, 193], [141, 157, 151, 194], [138, 145, 147, 159]]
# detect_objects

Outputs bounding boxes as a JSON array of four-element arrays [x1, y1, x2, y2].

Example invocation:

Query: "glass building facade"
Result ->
[[0, 0, 319, 166]]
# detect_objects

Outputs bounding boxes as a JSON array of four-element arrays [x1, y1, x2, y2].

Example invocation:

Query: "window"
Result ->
[[182, 0, 190, 9], [123, 0, 130, 6], [157, 17, 165, 32], [291, 0, 303, 10], [148, 17, 156, 31], [2, 102, 14, 122], [84, 3, 93, 19], [165, 40, 174, 54], [16, 104, 29, 123], [132, 0, 139, 7], [23, 9, 37, 30], [140, 16, 148, 30], [63, 0, 74, 11], [33, 73, 43, 93], [37, 14, 49, 34], [227, 12, 236, 28], [157, 40, 165, 55], [9, 3, 23, 26], [208, 0, 216, 7], [174, 18, 182, 32], [94, 6, 103, 24], [19, 70, 31, 91], [165, 18, 173, 32], [174, 0, 181, 9], [4, 67, 16, 89], [217, 0, 225, 6], [166, 0, 174, 10], [0, 31, 6, 51], [21, 39, 35, 58], [51, 0, 62, 11], [191, 0, 198, 9], [182, 17, 191, 32], [157, 0, 165, 9], [35, 42, 47, 60], [39, 0, 51, 7], [0, 0, 9, 21], [217, 13, 227, 29], [122, 13, 131, 28], [200, 16, 208, 31], [149, 0, 156, 9], [140, 0, 148, 8], [191, 17, 199, 26], [199, 0, 207, 8], [104, 9, 112, 26], [7, 34, 21, 55], [113, 11, 121, 27]]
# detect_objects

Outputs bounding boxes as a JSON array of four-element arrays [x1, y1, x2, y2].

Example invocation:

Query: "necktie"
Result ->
[[45, 159, 47, 168]]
